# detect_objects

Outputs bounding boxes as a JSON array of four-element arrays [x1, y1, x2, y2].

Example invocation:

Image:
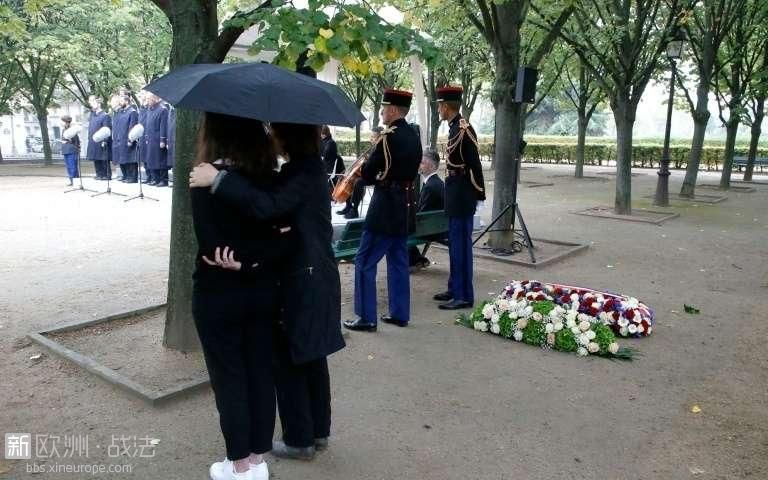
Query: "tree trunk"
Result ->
[[32, 107, 53, 165], [427, 67, 439, 150], [744, 96, 765, 182], [719, 119, 739, 189], [0, 144, 4, 163], [680, 85, 710, 197], [163, 1, 220, 352], [612, 98, 636, 215], [575, 110, 587, 178], [370, 102, 381, 130]]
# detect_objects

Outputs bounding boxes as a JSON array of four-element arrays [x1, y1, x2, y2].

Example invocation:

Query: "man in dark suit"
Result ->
[[86, 95, 112, 180], [433, 86, 485, 310], [409, 148, 445, 269], [344, 89, 422, 331], [112, 93, 139, 183]]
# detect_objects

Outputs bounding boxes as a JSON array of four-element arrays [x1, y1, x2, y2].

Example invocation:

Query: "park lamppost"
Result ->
[[654, 28, 686, 206]]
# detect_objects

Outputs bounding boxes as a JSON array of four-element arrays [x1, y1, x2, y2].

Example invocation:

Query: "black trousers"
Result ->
[[153, 168, 169, 184], [345, 178, 365, 210], [193, 285, 278, 460], [408, 245, 427, 266], [273, 325, 332, 448], [93, 160, 111, 179], [120, 163, 138, 182]]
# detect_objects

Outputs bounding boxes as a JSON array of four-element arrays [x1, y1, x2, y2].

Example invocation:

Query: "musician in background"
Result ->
[[336, 127, 381, 220], [86, 95, 112, 180], [433, 86, 485, 311], [408, 148, 445, 269], [320, 125, 343, 186], [60, 115, 80, 186], [112, 93, 139, 183], [344, 89, 422, 332]]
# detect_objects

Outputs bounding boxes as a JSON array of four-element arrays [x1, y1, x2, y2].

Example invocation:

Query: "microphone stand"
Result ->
[[64, 151, 96, 194], [92, 142, 126, 198], [125, 145, 158, 202]]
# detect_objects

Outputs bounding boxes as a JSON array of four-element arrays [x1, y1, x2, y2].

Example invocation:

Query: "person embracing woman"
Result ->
[[189, 112, 295, 480], [190, 122, 345, 462]]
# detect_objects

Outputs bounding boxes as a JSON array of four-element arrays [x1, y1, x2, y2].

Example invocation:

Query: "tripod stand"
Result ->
[[91, 145, 126, 198], [472, 143, 536, 264], [64, 153, 97, 194], [123, 161, 160, 202]]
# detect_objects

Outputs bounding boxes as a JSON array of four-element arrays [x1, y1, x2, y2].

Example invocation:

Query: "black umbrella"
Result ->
[[144, 63, 366, 127]]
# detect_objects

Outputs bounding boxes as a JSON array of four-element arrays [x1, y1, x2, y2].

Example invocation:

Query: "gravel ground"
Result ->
[[0, 164, 766, 480]]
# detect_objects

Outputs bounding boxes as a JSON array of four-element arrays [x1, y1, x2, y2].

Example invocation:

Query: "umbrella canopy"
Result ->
[[144, 63, 366, 127]]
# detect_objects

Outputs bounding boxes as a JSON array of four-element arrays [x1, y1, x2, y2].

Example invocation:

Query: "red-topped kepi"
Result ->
[[381, 88, 413, 108], [436, 86, 463, 102]]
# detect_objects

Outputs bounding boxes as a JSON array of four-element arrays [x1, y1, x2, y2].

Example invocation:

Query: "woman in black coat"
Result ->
[[189, 112, 292, 480], [192, 122, 345, 460]]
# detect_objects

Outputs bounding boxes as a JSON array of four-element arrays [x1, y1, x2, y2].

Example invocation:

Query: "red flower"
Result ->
[[516, 291, 525, 299], [625, 309, 636, 321], [554, 287, 563, 296], [603, 299, 615, 311], [612, 311, 620, 321], [560, 295, 571, 304], [588, 307, 599, 317]]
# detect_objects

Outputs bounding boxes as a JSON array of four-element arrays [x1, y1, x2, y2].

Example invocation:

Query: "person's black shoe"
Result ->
[[344, 208, 359, 219], [314, 438, 329, 451], [124, 178, 137, 184], [336, 205, 351, 215], [271, 440, 315, 461], [438, 299, 474, 310], [147, 180, 158, 186], [343, 318, 377, 332], [433, 291, 453, 301], [155, 181, 168, 187], [381, 315, 408, 327]]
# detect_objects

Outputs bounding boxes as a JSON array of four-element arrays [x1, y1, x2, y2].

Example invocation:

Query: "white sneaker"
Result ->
[[209, 458, 264, 480]]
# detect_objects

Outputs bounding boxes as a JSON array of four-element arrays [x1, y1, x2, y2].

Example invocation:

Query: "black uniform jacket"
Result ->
[[445, 114, 485, 218], [360, 117, 422, 236]]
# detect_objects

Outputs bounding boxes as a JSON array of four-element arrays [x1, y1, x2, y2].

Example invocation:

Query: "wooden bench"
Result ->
[[733, 155, 768, 171], [333, 210, 449, 262]]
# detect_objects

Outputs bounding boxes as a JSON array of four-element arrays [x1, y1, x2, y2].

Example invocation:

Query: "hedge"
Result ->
[[335, 139, 767, 171]]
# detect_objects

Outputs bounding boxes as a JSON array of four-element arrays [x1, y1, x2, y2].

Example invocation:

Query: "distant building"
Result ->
[[0, 101, 88, 158]]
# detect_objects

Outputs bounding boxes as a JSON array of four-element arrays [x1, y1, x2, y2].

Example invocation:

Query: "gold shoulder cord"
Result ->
[[374, 125, 397, 181], [446, 119, 484, 193]]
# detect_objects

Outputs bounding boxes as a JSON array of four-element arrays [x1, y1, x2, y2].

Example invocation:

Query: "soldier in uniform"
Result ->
[[143, 93, 169, 187], [112, 93, 139, 183], [344, 89, 422, 331], [433, 86, 485, 310], [86, 95, 112, 180]]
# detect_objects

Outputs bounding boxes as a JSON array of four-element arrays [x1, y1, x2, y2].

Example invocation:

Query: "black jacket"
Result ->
[[445, 114, 485, 218], [320, 136, 343, 176], [213, 155, 345, 365], [191, 168, 295, 290], [86, 110, 112, 161], [360, 118, 422, 236], [418, 173, 445, 212]]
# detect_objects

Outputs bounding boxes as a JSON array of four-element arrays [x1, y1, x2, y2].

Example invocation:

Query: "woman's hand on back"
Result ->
[[189, 163, 219, 188], [202, 246, 242, 271]]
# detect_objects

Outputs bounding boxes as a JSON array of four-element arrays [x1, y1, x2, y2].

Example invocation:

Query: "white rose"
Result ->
[[571, 326, 581, 335], [566, 318, 577, 328], [577, 347, 588, 356], [473, 321, 481, 331], [545, 323, 554, 334], [579, 320, 591, 332], [596, 295, 605, 303], [647, 326, 653, 334], [628, 324, 638, 334], [618, 318, 629, 328], [532, 312, 543, 321], [496, 299, 510, 312], [513, 330, 524, 341], [637, 324, 645, 334], [548, 310, 560, 320], [509, 311, 519, 320], [609, 342, 620, 354], [578, 333, 590, 346], [491, 313, 500, 324], [586, 330, 596, 340], [578, 313, 591, 323], [482, 304, 495, 319], [587, 342, 600, 353], [627, 297, 639, 308], [554, 322, 564, 332], [490, 323, 501, 335], [517, 318, 529, 330], [619, 326, 629, 336], [523, 306, 534, 317], [570, 293, 580, 303], [479, 321, 489, 332]]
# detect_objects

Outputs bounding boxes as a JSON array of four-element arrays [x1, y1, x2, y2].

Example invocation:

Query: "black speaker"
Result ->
[[515, 67, 538, 104]]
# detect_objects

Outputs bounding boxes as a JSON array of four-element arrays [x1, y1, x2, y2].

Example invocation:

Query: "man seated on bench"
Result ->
[[409, 148, 445, 269]]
